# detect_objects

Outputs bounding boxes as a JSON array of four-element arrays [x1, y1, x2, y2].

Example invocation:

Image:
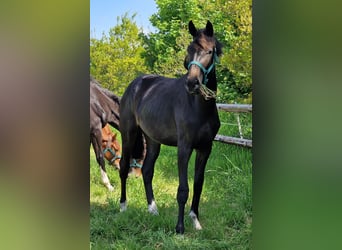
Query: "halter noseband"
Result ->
[[130, 158, 143, 168], [103, 147, 143, 168], [103, 147, 121, 164], [187, 48, 219, 85]]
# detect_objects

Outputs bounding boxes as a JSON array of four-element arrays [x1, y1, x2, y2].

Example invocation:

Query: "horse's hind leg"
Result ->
[[119, 143, 131, 211], [189, 146, 212, 230], [119, 126, 139, 211], [91, 131, 114, 191], [142, 137, 160, 215]]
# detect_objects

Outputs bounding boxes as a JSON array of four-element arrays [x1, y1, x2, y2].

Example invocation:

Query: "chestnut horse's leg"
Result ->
[[189, 145, 212, 230], [142, 137, 161, 215], [91, 129, 114, 191], [175, 144, 193, 234]]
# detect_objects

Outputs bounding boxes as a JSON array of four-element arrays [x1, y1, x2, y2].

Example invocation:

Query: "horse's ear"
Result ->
[[205, 20, 214, 37], [189, 20, 197, 37], [184, 55, 189, 69]]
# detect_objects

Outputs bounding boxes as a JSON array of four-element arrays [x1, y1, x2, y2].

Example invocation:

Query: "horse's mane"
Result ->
[[100, 86, 121, 104], [90, 75, 121, 105]]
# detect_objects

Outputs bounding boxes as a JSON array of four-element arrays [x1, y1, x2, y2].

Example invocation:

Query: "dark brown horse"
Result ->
[[119, 20, 222, 234], [90, 76, 120, 191]]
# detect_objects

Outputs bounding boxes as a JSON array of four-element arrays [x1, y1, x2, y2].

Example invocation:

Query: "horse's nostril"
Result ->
[[185, 78, 200, 94], [186, 78, 198, 87]]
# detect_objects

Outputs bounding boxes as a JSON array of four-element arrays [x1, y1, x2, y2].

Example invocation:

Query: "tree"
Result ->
[[90, 13, 148, 96], [216, 0, 252, 103], [142, 0, 252, 103], [142, 1, 200, 77]]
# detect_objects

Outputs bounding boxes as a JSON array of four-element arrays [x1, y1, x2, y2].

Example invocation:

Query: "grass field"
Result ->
[[90, 112, 252, 249]]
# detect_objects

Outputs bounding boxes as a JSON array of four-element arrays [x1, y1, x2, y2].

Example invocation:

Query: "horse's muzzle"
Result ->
[[185, 78, 200, 94]]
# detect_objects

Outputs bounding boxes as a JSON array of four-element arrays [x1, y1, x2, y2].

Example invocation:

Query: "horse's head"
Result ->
[[184, 20, 222, 95], [102, 128, 121, 170]]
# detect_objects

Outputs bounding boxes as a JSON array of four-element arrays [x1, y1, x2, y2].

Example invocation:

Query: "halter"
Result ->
[[130, 158, 143, 168], [187, 48, 219, 85], [103, 146, 143, 168], [103, 147, 121, 164]]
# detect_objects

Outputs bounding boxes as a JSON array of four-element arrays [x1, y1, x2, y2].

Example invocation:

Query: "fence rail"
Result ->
[[216, 103, 252, 113], [215, 103, 252, 148]]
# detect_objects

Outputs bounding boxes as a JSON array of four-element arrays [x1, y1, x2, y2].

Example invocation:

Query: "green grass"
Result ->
[[90, 111, 252, 249]]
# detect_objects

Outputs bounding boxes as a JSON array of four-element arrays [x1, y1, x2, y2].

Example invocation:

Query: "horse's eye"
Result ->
[[207, 50, 212, 55]]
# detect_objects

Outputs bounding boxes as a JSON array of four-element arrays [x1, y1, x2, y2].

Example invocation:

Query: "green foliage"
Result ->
[[89, 1, 252, 102], [142, 0, 252, 103], [141, 1, 199, 77], [90, 13, 148, 96], [217, 0, 252, 104]]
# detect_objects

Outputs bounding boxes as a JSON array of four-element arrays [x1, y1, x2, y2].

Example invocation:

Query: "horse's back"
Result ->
[[120, 74, 184, 145], [121, 74, 180, 113], [121, 73, 219, 147]]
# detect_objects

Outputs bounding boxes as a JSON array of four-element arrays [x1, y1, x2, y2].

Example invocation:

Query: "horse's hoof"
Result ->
[[189, 210, 202, 230], [148, 200, 159, 215], [120, 201, 127, 212], [175, 224, 185, 234]]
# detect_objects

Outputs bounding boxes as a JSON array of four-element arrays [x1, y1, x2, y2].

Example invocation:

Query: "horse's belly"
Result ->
[[138, 117, 177, 146]]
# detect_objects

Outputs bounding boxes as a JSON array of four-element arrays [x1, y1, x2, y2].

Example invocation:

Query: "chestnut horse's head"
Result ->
[[101, 125, 121, 170], [184, 20, 222, 95]]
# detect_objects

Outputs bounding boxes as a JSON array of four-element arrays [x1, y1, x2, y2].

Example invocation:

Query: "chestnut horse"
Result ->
[[101, 124, 121, 170], [101, 124, 143, 177], [119, 20, 222, 234]]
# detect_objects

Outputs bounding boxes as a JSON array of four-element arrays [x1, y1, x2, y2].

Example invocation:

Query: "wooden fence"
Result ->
[[215, 104, 252, 148]]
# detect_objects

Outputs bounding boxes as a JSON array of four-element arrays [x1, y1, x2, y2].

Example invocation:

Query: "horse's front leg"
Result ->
[[189, 145, 212, 230], [175, 145, 193, 234]]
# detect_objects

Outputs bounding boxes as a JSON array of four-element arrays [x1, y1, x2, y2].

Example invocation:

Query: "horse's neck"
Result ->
[[102, 101, 120, 130], [192, 71, 217, 116], [206, 68, 217, 91]]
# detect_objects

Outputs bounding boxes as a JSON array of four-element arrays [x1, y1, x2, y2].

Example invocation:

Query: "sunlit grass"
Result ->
[[90, 111, 252, 249]]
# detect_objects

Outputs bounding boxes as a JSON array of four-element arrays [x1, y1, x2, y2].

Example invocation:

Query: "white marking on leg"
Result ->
[[120, 201, 127, 212], [189, 210, 202, 230], [148, 200, 159, 215], [100, 168, 114, 191]]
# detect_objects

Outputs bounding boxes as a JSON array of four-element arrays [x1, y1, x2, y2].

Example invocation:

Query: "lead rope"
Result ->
[[199, 84, 217, 100]]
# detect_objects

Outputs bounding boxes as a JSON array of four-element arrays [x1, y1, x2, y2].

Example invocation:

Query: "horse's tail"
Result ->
[[120, 75, 147, 161], [132, 127, 145, 160]]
